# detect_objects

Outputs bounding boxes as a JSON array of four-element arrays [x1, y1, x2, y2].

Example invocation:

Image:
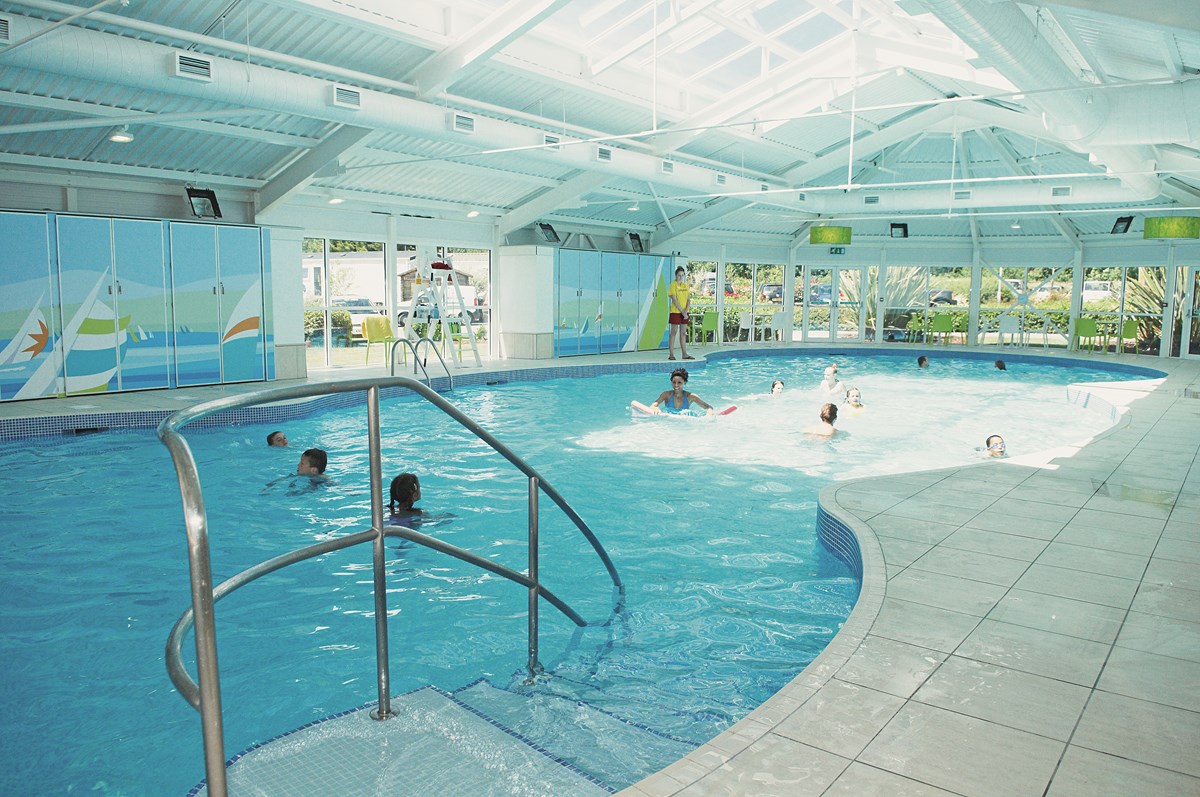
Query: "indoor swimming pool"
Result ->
[[0, 351, 1157, 795]]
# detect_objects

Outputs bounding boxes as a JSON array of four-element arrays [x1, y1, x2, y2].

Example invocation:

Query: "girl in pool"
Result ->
[[770, 379, 785, 395], [817, 365, 847, 398], [843, 386, 865, 414], [984, 434, 1007, 457], [649, 368, 714, 415], [388, 472, 421, 517]]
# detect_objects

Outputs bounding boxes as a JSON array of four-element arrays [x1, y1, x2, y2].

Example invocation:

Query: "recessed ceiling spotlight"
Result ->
[[466, 210, 480, 218], [327, 196, 345, 205], [627, 201, 640, 212], [108, 125, 134, 143], [1010, 219, 1021, 229]]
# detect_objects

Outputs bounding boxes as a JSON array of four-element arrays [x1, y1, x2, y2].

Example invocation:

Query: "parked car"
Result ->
[[929, 289, 956, 306], [700, 277, 736, 297], [759, 283, 784, 302], [332, 296, 385, 336], [1082, 280, 1112, 304]]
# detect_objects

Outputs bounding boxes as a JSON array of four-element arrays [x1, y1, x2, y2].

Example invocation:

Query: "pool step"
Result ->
[[191, 685, 612, 797], [452, 679, 698, 790]]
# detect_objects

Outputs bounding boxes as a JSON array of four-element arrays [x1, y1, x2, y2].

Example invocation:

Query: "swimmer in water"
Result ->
[[917, 355, 929, 368], [770, 379, 785, 395], [267, 430, 288, 447], [649, 368, 714, 416], [985, 434, 1007, 457], [844, 386, 865, 413], [805, 403, 838, 437], [817, 365, 847, 397], [995, 359, 1007, 371]]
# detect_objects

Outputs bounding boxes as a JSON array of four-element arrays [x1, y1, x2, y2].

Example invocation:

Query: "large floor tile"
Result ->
[[682, 734, 848, 797], [965, 510, 1066, 540], [1082, 492, 1173, 519], [1053, 524, 1161, 556], [823, 762, 961, 797], [1004, 484, 1092, 507], [912, 655, 1090, 740], [988, 496, 1081, 523], [1129, 581, 1200, 623], [938, 527, 1049, 561], [884, 568, 1008, 616], [835, 635, 947, 699], [1047, 746, 1200, 797], [1096, 646, 1200, 711], [908, 546, 1031, 586], [1062, 507, 1166, 536], [1034, 542, 1149, 580], [876, 536, 933, 570], [1072, 691, 1200, 777], [858, 702, 1065, 797], [773, 679, 905, 759], [868, 514, 961, 545], [1154, 537, 1200, 564], [955, 619, 1110, 686], [1115, 611, 1200, 662], [871, 598, 982, 653], [880, 499, 982, 527], [1143, 558, 1200, 591], [986, 589, 1126, 643], [1014, 564, 1138, 608]]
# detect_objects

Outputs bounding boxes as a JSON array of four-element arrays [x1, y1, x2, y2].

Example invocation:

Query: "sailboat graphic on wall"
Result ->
[[0, 301, 50, 364], [14, 271, 130, 399]]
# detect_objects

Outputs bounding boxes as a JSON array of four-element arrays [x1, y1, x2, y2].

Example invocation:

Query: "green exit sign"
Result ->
[[829, 246, 846, 255]]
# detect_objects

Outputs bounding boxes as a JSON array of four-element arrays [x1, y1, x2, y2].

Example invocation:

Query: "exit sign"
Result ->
[[829, 246, 846, 255]]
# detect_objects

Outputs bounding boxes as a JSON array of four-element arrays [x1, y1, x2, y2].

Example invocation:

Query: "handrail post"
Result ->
[[527, 476, 542, 680], [367, 386, 392, 720]]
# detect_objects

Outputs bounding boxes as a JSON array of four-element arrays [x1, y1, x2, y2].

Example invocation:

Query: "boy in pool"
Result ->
[[995, 359, 1007, 371], [267, 430, 288, 447], [917, 355, 929, 368], [298, 448, 328, 477], [817, 365, 847, 397], [805, 403, 838, 437]]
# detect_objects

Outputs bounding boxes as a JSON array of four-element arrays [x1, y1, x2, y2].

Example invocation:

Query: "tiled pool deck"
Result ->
[[3, 344, 1197, 796]]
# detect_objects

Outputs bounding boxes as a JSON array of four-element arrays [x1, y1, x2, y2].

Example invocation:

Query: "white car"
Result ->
[[332, 296, 385, 336], [1082, 280, 1112, 304]]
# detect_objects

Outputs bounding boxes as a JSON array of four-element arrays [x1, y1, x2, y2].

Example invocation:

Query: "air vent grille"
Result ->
[[543, 134, 561, 151], [1051, 186, 1072, 197], [0, 17, 10, 42], [797, 192, 806, 202], [330, 85, 362, 110], [714, 174, 727, 186], [954, 190, 972, 200], [173, 52, 213, 82], [595, 146, 612, 162], [760, 184, 770, 192], [450, 113, 475, 134], [661, 160, 675, 174], [864, 195, 880, 205]]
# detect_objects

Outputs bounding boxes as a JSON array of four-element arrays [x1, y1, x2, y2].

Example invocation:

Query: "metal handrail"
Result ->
[[389, 335, 454, 389], [157, 376, 623, 797]]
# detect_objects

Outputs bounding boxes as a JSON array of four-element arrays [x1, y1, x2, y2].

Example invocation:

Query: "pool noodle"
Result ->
[[630, 400, 737, 417]]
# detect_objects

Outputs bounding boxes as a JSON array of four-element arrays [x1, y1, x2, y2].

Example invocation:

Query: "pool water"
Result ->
[[0, 353, 1138, 795]]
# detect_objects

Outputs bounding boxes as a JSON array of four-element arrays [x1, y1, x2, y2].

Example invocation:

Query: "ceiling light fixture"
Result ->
[[108, 125, 134, 143], [466, 210, 480, 218], [627, 201, 640, 212], [1010, 219, 1021, 229], [327, 196, 345, 205]]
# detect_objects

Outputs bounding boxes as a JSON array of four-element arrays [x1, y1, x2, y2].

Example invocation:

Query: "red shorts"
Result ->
[[669, 312, 687, 325]]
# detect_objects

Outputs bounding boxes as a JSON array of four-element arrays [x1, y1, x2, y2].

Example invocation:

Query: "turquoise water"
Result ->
[[0, 353, 1140, 795]]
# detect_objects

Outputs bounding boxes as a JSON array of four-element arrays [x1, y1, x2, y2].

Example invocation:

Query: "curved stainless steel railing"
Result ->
[[389, 335, 452, 389], [158, 376, 623, 797]]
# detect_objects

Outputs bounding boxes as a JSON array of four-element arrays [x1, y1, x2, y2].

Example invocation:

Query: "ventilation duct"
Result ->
[[329, 85, 361, 110], [543, 134, 561, 151], [661, 160, 675, 174], [595, 146, 613, 162], [0, 16, 9, 42], [173, 52, 212, 82], [449, 113, 475, 134]]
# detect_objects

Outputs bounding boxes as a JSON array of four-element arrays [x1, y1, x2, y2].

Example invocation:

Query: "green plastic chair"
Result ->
[[1117, 317, 1138, 355], [929, 313, 954, 345], [698, 310, 720, 346], [1073, 317, 1100, 353], [362, 315, 398, 365]]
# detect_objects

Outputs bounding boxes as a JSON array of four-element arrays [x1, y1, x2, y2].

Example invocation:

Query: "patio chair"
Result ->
[[768, 311, 788, 343], [735, 311, 753, 342], [1116, 317, 1138, 355], [696, 310, 720, 346], [929, 313, 954, 345], [1073, 317, 1101, 353], [997, 315, 1021, 347], [362, 315, 397, 365]]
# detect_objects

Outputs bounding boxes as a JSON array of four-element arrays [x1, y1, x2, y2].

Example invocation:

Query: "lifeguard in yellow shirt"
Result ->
[[667, 266, 694, 361]]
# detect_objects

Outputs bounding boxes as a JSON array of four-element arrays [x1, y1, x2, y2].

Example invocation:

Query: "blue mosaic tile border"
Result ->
[[816, 503, 863, 581]]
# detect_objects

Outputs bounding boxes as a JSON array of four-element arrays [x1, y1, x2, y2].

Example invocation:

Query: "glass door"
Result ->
[[1184, 266, 1200, 358], [806, 266, 867, 340]]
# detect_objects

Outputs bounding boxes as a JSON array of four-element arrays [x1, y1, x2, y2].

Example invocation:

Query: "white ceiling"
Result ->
[[0, 0, 1197, 248]]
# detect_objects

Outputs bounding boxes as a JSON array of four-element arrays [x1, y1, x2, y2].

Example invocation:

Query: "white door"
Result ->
[[1183, 266, 1200, 359]]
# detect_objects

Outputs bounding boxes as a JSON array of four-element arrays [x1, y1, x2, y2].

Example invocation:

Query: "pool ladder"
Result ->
[[158, 376, 624, 797]]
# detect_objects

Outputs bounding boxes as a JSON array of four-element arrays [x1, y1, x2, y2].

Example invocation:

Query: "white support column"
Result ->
[[968, 250, 982, 345], [1162, 244, 1178, 358]]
